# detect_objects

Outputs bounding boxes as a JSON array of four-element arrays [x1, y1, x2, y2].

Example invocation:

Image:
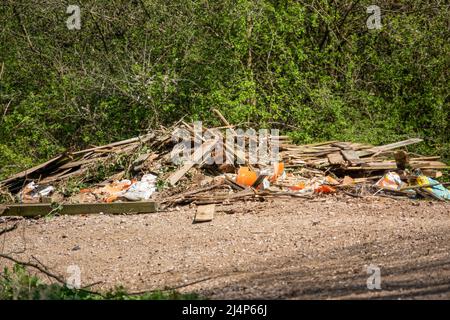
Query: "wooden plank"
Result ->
[[327, 152, 345, 165], [421, 170, 442, 179], [345, 166, 396, 170], [410, 156, 440, 161], [167, 136, 220, 186], [302, 141, 339, 147], [358, 138, 423, 157], [332, 142, 352, 150], [375, 138, 423, 152], [411, 163, 449, 169], [193, 204, 215, 223], [1, 201, 158, 217], [341, 150, 362, 166], [48, 167, 89, 182], [59, 158, 103, 170], [0, 154, 67, 186], [347, 143, 374, 150], [39, 168, 73, 184], [71, 133, 154, 155], [394, 150, 409, 170]]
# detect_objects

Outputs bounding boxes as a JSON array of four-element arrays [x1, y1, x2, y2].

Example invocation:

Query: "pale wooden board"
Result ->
[[327, 152, 345, 165], [1, 201, 158, 217], [193, 204, 215, 223], [0, 154, 66, 186], [358, 138, 424, 157], [167, 136, 220, 186], [341, 150, 363, 166], [332, 142, 352, 150]]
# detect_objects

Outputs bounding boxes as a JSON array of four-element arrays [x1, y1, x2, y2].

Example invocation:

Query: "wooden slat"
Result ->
[[374, 138, 423, 151], [59, 158, 103, 170], [341, 150, 362, 166], [39, 168, 72, 184], [1, 201, 158, 217], [358, 138, 423, 157], [193, 204, 215, 223], [71, 133, 154, 155], [327, 152, 345, 165], [167, 136, 220, 186], [0, 155, 67, 186], [332, 142, 352, 150]]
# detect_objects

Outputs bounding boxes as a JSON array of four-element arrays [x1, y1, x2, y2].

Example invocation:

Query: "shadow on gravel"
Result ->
[[200, 234, 450, 299]]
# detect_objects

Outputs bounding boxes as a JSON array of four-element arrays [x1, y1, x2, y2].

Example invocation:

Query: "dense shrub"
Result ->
[[0, 0, 448, 179]]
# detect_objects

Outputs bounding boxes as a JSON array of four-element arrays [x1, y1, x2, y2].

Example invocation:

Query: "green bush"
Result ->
[[0, 1, 448, 179], [0, 264, 201, 300]]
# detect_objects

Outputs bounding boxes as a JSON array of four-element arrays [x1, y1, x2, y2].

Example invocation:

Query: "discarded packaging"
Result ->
[[375, 172, 405, 190], [417, 175, 450, 201], [19, 182, 55, 202], [123, 174, 157, 201], [314, 185, 336, 194], [1, 112, 448, 209]]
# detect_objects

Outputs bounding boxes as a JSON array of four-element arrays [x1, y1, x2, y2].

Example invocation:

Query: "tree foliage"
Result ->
[[0, 0, 448, 178]]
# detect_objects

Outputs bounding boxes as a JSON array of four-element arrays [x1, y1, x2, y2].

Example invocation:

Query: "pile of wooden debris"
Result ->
[[1, 111, 449, 217]]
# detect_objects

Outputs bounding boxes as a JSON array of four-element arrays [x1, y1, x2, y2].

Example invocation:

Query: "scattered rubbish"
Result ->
[[288, 182, 305, 191], [269, 162, 285, 183], [375, 172, 405, 191], [81, 179, 133, 203], [102, 180, 134, 203], [341, 176, 354, 186], [123, 174, 157, 201], [38, 186, 55, 197], [416, 175, 450, 201], [325, 176, 339, 185], [0, 112, 448, 216], [19, 182, 55, 203], [314, 185, 336, 194]]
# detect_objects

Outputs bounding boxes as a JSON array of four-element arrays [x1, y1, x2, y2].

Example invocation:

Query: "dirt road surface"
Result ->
[[1, 196, 449, 299]]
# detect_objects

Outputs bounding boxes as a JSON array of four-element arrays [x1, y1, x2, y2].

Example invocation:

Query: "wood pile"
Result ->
[[1, 111, 448, 210], [280, 138, 448, 173], [0, 130, 172, 193]]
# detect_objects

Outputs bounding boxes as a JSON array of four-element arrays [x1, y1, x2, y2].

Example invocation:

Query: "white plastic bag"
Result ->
[[123, 174, 157, 201]]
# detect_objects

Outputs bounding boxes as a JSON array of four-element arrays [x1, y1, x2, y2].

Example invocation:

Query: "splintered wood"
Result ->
[[280, 138, 448, 174], [1, 110, 448, 211], [0, 131, 170, 193], [167, 135, 220, 186]]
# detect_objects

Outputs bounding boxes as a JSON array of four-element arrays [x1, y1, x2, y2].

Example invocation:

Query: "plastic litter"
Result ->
[[288, 182, 305, 191], [19, 182, 55, 202], [325, 176, 339, 185], [314, 185, 336, 194], [38, 186, 55, 197], [416, 175, 450, 201], [341, 176, 354, 186], [269, 162, 285, 183], [100, 179, 133, 203], [123, 174, 157, 201], [375, 172, 405, 190]]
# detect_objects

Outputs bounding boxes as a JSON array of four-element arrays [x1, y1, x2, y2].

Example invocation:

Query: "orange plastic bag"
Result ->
[[236, 167, 258, 187], [289, 182, 305, 191], [269, 162, 285, 183], [314, 185, 336, 194]]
